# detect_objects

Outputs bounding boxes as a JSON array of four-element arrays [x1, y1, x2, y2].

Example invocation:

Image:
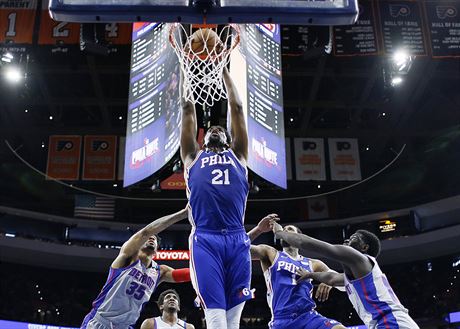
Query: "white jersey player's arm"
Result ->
[[223, 67, 248, 162], [112, 208, 188, 268], [310, 259, 346, 293], [273, 222, 371, 279], [297, 269, 345, 287]]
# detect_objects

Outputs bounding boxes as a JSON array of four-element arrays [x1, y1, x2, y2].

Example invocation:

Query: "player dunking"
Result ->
[[180, 65, 251, 329], [141, 289, 195, 329], [271, 222, 420, 329], [248, 215, 347, 329], [81, 209, 191, 329]]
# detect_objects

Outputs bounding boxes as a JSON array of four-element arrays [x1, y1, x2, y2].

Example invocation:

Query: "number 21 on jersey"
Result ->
[[212, 169, 230, 185]]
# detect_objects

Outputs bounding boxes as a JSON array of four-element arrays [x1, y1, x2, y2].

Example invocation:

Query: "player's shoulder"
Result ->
[[140, 317, 156, 329], [185, 323, 195, 329]]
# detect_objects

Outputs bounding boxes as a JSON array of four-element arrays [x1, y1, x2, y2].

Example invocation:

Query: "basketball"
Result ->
[[188, 28, 222, 57]]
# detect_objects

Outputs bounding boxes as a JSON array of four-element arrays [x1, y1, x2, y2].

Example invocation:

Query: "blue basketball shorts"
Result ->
[[189, 228, 253, 310], [269, 310, 341, 329]]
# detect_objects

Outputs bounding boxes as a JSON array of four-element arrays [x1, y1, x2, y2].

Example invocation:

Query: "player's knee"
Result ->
[[204, 308, 227, 329], [226, 302, 245, 329]]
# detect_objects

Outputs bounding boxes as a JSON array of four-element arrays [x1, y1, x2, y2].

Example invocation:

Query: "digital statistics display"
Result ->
[[231, 24, 286, 189], [124, 23, 181, 187]]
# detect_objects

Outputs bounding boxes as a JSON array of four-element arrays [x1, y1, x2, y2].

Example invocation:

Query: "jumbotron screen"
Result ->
[[230, 24, 287, 189], [123, 23, 181, 187]]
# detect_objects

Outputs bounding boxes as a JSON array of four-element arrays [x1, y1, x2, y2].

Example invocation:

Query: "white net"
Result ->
[[169, 24, 240, 107]]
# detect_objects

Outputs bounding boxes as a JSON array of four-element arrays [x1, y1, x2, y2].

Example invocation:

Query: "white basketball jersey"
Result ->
[[344, 256, 419, 329], [81, 259, 161, 328], [153, 316, 187, 329]]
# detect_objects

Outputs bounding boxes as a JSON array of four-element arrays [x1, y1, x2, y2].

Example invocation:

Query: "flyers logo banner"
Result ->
[[46, 135, 82, 180], [436, 5, 457, 19], [389, 4, 410, 17], [82, 135, 117, 180], [294, 138, 326, 181], [328, 138, 362, 181]]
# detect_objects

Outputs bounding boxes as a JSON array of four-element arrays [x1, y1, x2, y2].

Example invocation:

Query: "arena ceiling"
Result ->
[[0, 44, 459, 224]]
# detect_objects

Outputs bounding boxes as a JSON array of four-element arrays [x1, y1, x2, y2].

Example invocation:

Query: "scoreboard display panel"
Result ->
[[123, 23, 181, 187], [231, 24, 287, 189]]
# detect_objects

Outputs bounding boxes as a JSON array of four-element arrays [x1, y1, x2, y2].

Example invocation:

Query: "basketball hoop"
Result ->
[[169, 23, 240, 107]]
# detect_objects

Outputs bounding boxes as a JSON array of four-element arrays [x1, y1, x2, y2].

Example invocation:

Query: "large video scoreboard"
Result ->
[[123, 23, 181, 187], [231, 24, 287, 189]]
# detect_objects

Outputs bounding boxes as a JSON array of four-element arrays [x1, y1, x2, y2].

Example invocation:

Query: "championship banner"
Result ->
[[0, 0, 37, 45], [38, 0, 80, 45], [377, 0, 427, 56], [153, 250, 190, 261], [294, 138, 326, 181], [307, 196, 329, 220], [46, 135, 82, 180], [334, 0, 380, 56], [328, 138, 362, 181], [82, 135, 117, 180], [424, 1, 460, 58]]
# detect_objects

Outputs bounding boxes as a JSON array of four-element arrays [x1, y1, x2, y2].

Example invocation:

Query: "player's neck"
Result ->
[[138, 252, 153, 267], [206, 146, 226, 154], [283, 247, 299, 258], [162, 311, 178, 324]]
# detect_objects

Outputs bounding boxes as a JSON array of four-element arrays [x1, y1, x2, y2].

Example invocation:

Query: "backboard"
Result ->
[[49, 0, 359, 26]]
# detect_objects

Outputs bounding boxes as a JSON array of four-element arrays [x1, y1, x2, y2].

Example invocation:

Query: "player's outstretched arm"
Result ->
[[159, 264, 191, 284], [296, 268, 344, 287], [223, 67, 248, 162], [272, 221, 370, 277], [250, 244, 277, 271], [112, 208, 188, 269], [247, 213, 280, 241], [180, 69, 199, 166]]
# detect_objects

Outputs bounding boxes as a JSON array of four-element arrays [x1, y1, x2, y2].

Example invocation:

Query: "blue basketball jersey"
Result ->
[[264, 251, 316, 319], [185, 149, 249, 231]]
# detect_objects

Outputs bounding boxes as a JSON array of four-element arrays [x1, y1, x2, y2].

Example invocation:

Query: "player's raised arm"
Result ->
[[223, 67, 248, 162], [180, 69, 199, 165], [272, 221, 371, 278], [247, 213, 280, 241], [112, 208, 188, 269]]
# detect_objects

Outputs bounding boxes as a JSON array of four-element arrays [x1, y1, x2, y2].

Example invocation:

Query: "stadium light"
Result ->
[[391, 49, 413, 74], [391, 76, 403, 86], [4, 66, 23, 84]]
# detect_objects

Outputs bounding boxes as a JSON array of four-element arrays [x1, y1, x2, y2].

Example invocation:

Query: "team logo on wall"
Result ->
[[436, 6, 457, 19], [56, 140, 74, 151], [389, 4, 410, 17], [92, 140, 109, 151]]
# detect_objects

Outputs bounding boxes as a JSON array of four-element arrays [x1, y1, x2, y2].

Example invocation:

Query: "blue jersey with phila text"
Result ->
[[264, 251, 316, 319], [185, 149, 249, 231]]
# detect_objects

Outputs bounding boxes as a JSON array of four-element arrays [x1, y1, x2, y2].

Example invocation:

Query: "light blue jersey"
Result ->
[[185, 149, 248, 231], [344, 256, 419, 329], [81, 260, 161, 329]]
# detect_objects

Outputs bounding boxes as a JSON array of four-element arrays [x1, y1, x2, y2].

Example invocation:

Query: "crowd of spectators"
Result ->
[[1, 254, 459, 328]]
